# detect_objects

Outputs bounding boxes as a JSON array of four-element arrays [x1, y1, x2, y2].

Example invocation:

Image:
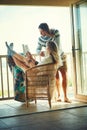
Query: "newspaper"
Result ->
[[22, 44, 29, 55]]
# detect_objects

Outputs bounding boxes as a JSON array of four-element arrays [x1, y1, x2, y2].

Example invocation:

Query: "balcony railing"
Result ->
[[0, 55, 14, 100], [0, 53, 73, 100]]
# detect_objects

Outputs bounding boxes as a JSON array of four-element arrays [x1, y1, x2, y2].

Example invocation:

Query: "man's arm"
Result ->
[[36, 42, 42, 54]]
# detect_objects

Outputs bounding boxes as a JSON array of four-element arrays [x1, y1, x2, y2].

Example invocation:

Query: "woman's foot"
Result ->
[[5, 42, 15, 56], [5, 41, 10, 49], [7, 42, 14, 55], [9, 43, 13, 50]]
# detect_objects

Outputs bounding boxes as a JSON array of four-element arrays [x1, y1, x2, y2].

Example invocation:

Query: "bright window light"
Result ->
[[0, 6, 72, 55]]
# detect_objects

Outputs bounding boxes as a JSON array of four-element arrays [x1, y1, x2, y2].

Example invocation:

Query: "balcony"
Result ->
[[0, 53, 72, 100], [0, 53, 73, 101], [1, 53, 87, 119]]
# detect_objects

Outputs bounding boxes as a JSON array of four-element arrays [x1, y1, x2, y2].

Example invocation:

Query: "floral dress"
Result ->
[[7, 56, 25, 102]]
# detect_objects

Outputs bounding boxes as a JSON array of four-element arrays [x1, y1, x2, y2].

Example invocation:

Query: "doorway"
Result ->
[[71, 0, 87, 102], [1, 5, 84, 112]]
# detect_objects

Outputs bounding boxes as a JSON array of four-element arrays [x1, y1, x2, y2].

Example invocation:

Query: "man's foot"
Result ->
[[57, 97, 61, 102], [64, 98, 71, 103]]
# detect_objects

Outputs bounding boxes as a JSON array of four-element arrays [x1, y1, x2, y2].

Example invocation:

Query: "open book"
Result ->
[[22, 44, 30, 56]]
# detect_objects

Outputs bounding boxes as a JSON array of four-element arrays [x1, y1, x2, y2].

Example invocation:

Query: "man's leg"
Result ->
[[59, 66, 71, 102], [56, 70, 61, 101]]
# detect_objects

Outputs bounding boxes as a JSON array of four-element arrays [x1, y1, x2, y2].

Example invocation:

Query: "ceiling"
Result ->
[[0, 0, 80, 6]]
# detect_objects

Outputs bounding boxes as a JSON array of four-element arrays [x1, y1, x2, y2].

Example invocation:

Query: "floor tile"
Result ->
[[0, 99, 87, 119], [0, 107, 87, 130]]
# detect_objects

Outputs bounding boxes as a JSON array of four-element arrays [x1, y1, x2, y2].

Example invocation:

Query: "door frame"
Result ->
[[71, 0, 87, 102]]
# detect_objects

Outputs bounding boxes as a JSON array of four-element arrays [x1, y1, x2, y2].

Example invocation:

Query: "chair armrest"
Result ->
[[25, 63, 58, 81], [25, 63, 58, 73]]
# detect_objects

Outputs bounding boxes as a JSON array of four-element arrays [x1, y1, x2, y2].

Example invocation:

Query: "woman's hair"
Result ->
[[46, 41, 59, 63], [38, 23, 50, 34]]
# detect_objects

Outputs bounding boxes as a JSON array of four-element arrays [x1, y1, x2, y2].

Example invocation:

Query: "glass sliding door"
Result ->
[[71, 0, 87, 101]]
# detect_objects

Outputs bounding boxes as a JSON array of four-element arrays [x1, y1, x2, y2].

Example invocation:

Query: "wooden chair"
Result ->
[[25, 63, 58, 108]]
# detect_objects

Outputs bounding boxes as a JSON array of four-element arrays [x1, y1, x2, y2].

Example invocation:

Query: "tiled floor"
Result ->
[[0, 98, 87, 118], [0, 82, 75, 119], [0, 100, 87, 130]]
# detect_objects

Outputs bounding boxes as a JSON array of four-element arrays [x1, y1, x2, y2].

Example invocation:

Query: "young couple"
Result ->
[[6, 23, 71, 103]]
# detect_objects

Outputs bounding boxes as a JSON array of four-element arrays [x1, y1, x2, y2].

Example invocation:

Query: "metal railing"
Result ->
[[0, 53, 73, 100]]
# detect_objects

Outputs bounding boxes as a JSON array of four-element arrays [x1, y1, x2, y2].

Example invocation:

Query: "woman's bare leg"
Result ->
[[5, 42, 26, 61], [13, 56, 29, 72], [5, 42, 36, 70], [13, 53, 26, 63], [5, 42, 34, 66]]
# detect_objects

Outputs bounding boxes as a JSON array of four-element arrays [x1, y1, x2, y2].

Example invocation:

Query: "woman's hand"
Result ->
[[40, 51, 45, 57]]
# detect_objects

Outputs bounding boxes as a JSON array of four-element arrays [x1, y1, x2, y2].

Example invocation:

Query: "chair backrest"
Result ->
[[25, 63, 58, 105]]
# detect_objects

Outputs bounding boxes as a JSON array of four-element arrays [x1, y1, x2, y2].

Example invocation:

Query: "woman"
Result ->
[[6, 41, 59, 102], [6, 41, 59, 72]]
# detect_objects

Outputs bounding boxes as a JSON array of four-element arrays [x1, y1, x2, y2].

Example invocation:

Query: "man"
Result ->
[[36, 23, 71, 102]]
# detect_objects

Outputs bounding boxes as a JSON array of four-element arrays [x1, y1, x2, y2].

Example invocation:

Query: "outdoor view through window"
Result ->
[[0, 6, 73, 99], [0, 6, 71, 55]]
